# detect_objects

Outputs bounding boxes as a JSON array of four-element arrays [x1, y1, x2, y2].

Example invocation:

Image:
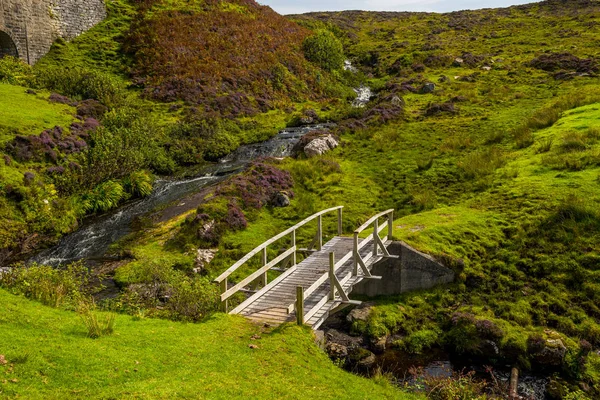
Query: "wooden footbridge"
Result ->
[[214, 207, 397, 330]]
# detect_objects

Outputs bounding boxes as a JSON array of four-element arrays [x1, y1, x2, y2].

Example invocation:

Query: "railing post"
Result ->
[[220, 280, 228, 313], [261, 247, 268, 287], [373, 218, 379, 257], [337, 208, 343, 235], [296, 286, 304, 325], [388, 210, 394, 240], [353, 233, 359, 276], [329, 252, 336, 300], [291, 229, 297, 266], [317, 215, 323, 251]]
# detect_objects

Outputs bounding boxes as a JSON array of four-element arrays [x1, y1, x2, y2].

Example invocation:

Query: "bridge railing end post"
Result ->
[[296, 286, 304, 325]]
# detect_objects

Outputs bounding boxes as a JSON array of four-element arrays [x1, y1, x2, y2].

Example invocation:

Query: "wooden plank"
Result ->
[[229, 265, 298, 314]]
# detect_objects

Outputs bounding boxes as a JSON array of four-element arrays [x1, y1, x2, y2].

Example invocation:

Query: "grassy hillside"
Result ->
[[1, 0, 600, 398], [0, 289, 417, 399]]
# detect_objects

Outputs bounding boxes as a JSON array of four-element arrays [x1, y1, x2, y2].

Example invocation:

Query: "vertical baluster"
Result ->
[[373, 218, 379, 257], [329, 252, 336, 300], [220, 279, 228, 313], [296, 286, 304, 325], [353, 233, 359, 276], [261, 247, 268, 287], [291, 229, 297, 266], [388, 210, 394, 241], [317, 215, 323, 251], [337, 208, 343, 235]]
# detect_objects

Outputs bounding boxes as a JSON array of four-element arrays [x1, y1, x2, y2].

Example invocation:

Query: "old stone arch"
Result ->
[[0, 30, 18, 58]]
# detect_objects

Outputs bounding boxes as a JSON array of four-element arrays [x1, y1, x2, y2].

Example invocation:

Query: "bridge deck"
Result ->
[[235, 235, 386, 329]]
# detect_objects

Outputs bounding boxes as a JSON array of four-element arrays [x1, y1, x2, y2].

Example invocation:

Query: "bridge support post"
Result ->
[[296, 286, 304, 325], [388, 210, 394, 239]]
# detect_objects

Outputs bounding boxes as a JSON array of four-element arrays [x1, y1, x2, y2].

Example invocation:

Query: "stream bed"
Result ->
[[32, 124, 331, 266]]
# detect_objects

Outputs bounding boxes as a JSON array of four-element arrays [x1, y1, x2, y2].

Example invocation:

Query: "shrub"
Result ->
[[123, 170, 153, 198], [0, 262, 89, 308], [35, 67, 125, 107], [458, 148, 505, 179], [77, 298, 116, 338], [302, 30, 345, 71], [81, 180, 126, 214], [401, 329, 440, 354], [0, 56, 35, 85]]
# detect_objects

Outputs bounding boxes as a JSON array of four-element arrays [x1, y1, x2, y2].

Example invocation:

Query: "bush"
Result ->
[[0, 263, 89, 308], [35, 67, 125, 107], [77, 298, 116, 338], [0, 56, 35, 86], [302, 30, 345, 71], [81, 180, 126, 214], [123, 170, 153, 198], [401, 329, 440, 354]]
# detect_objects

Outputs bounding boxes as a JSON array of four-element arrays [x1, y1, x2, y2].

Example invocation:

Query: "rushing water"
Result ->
[[32, 125, 331, 266]]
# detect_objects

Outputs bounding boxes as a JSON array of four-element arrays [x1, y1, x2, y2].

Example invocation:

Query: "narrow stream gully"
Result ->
[[31, 124, 333, 267]]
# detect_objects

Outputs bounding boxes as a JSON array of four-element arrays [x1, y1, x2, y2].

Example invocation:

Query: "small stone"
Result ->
[[249, 344, 259, 349], [420, 82, 435, 94], [0, 355, 6, 365], [326, 342, 348, 359], [193, 248, 218, 273], [272, 191, 290, 207], [453, 57, 464, 66], [482, 66, 492, 71]]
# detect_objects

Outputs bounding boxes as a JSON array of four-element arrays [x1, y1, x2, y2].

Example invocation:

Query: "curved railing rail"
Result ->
[[214, 206, 343, 312]]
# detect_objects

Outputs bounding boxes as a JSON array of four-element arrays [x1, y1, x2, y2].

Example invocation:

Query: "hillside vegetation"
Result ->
[[1, 0, 600, 398]]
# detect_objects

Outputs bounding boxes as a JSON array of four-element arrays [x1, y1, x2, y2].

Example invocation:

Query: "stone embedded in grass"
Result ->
[[304, 134, 339, 158]]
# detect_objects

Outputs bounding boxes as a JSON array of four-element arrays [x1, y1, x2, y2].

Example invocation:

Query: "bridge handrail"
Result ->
[[214, 206, 343, 284], [354, 209, 395, 235], [291, 209, 396, 324]]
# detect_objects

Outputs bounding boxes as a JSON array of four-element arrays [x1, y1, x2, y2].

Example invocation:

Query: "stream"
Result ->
[[32, 124, 332, 266]]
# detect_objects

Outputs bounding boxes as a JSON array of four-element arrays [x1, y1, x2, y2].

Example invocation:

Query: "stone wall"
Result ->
[[0, 0, 106, 64], [352, 241, 455, 297]]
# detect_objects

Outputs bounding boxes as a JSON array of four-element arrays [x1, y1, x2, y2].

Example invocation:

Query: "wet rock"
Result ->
[[299, 109, 318, 125], [438, 75, 449, 83], [529, 331, 567, 366], [391, 95, 405, 108], [453, 57, 464, 67], [346, 304, 373, 324], [348, 347, 376, 368], [420, 82, 436, 94], [194, 248, 218, 273], [370, 336, 388, 354], [326, 342, 348, 359], [304, 134, 339, 158], [272, 191, 291, 207]]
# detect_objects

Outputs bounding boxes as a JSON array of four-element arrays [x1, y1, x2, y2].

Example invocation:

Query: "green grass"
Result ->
[[0, 84, 75, 144], [0, 289, 418, 399]]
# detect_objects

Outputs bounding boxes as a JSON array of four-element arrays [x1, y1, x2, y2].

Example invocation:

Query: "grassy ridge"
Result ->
[[0, 289, 417, 399]]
